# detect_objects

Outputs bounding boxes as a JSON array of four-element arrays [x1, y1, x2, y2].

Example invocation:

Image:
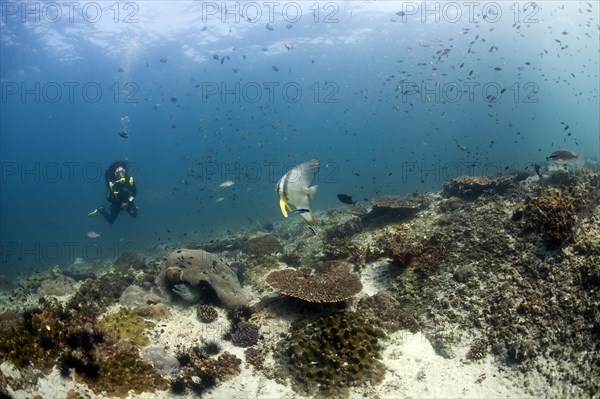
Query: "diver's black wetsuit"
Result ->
[[99, 161, 137, 224]]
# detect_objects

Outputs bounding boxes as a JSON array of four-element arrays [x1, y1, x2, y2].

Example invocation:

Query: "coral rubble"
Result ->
[[442, 175, 515, 199], [242, 234, 281, 256], [357, 290, 419, 333], [363, 193, 429, 225], [520, 186, 589, 249]]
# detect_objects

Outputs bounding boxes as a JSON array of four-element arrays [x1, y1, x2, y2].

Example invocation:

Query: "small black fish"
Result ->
[[263, 223, 274, 232], [396, 11, 406, 17], [494, 67, 502, 71], [337, 194, 356, 205], [272, 66, 279, 72], [118, 129, 128, 139], [159, 58, 167, 63], [534, 163, 542, 177]]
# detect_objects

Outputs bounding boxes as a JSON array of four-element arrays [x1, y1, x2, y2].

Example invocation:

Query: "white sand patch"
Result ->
[[359, 260, 396, 296], [374, 331, 534, 399]]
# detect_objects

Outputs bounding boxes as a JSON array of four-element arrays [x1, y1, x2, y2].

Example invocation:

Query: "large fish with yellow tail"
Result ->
[[276, 159, 320, 235]]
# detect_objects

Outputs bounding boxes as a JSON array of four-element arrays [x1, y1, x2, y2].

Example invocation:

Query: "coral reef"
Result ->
[[175, 350, 242, 395], [381, 171, 600, 395], [242, 234, 281, 256], [323, 214, 364, 241], [141, 346, 180, 376], [0, 295, 167, 397], [244, 347, 265, 371], [265, 267, 362, 302], [520, 186, 588, 249], [363, 194, 429, 225], [77, 351, 167, 398], [380, 231, 446, 276], [322, 237, 367, 265], [442, 175, 515, 199], [196, 304, 218, 323], [439, 195, 465, 212], [66, 275, 132, 319], [36, 275, 76, 297], [231, 321, 259, 347], [134, 303, 171, 320], [158, 248, 251, 308], [357, 291, 419, 333], [466, 338, 488, 361], [193, 351, 241, 381], [98, 307, 151, 347], [282, 311, 386, 397], [119, 285, 162, 307], [113, 251, 147, 273], [0, 311, 22, 335]]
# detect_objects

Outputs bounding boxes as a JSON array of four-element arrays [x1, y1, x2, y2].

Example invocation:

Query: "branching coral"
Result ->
[[244, 347, 265, 370], [231, 321, 259, 347]]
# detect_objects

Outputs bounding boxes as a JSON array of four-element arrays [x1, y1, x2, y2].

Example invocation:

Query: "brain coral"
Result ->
[[283, 312, 386, 397]]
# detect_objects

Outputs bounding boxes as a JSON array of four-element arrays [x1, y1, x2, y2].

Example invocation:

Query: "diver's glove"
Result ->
[[129, 196, 134, 202]]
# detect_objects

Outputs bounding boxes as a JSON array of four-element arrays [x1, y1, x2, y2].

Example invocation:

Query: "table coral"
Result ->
[[265, 267, 362, 303]]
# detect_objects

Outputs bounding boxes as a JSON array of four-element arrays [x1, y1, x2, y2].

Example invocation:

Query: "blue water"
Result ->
[[1, 1, 599, 276]]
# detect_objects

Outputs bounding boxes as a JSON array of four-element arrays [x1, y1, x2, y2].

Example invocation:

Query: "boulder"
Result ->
[[158, 249, 251, 309]]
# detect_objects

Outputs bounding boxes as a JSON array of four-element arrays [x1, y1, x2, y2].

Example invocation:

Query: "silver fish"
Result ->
[[546, 149, 579, 162], [276, 159, 320, 234]]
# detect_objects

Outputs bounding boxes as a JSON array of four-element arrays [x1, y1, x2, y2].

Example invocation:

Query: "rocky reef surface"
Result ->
[[0, 168, 598, 398]]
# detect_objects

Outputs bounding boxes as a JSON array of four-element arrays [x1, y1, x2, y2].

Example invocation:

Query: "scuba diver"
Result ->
[[88, 161, 137, 224]]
